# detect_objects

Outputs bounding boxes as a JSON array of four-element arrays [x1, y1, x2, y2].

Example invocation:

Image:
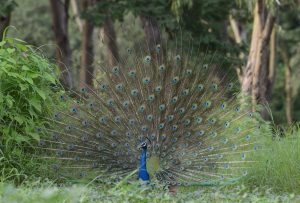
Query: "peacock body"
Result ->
[[36, 30, 260, 186]]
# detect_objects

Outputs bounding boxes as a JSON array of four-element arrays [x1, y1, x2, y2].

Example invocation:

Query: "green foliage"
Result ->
[[0, 0, 17, 16], [0, 36, 62, 182], [243, 125, 300, 193]]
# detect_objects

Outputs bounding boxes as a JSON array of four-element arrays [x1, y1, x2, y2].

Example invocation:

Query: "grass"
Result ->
[[0, 179, 299, 203], [242, 124, 300, 193]]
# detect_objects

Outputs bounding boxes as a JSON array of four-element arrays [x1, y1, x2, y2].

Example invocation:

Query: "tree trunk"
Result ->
[[241, 0, 276, 119], [0, 14, 11, 41], [49, 0, 73, 89], [79, 0, 94, 87], [70, 0, 83, 32], [140, 15, 161, 56], [280, 47, 293, 124], [102, 18, 119, 67]]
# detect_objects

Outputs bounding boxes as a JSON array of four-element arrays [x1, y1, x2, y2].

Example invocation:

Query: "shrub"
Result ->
[[0, 35, 61, 182]]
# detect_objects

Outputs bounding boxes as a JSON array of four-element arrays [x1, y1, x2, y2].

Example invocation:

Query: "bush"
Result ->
[[0, 36, 61, 182]]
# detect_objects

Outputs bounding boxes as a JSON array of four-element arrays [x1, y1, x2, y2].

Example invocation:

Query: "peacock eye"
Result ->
[[142, 77, 151, 85], [128, 70, 136, 77], [127, 47, 132, 54], [203, 64, 208, 69], [112, 66, 120, 74], [186, 69, 192, 76], [156, 44, 161, 53], [144, 55, 151, 63], [175, 55, 181, 62], [171, 76, 179, 85], [197, 84, 204, 92], [159, 65, 166, 72]]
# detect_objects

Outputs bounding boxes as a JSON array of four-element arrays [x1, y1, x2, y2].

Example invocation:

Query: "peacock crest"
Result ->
[[36, 28, 260, 186]]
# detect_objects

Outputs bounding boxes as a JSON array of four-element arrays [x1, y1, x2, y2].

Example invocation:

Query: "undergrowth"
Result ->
[[0, 35, 62, 183]]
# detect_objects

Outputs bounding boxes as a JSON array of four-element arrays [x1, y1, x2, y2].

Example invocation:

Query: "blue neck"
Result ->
[[138, 148, 150, 181]]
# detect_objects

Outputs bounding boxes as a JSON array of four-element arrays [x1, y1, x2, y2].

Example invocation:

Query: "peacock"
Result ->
[[35, 26, 261, 187]]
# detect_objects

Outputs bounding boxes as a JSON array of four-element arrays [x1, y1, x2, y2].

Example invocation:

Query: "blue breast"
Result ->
[[138, 148, 150, 181]]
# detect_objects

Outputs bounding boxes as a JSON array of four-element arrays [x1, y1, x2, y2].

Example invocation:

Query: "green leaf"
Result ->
[[29, 97, 41, 112], [35, 88, 46, 100]]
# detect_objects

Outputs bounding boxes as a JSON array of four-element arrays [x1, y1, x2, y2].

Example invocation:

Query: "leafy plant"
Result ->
[[0, 35, 62, 182]]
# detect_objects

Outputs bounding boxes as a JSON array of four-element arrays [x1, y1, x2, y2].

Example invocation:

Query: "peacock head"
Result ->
[[138, 137, 151, 150]]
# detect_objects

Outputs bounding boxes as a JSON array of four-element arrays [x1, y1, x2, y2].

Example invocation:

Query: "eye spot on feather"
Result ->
[[115, 83, 124, 91], [158, 64, 166, 72], [175, 55, 181, 62], [185, 132, 191, 138], [148, 94, 155, 102], [171, 125, 178, 131], [195, 116, 203, 124], [82, 120, 88, 127], [131, 89, 139, 97], [70, 107, 78, 114], [171, 76, 179, 85], [126, 47, 132, 54], [155, 85, 162, 93], [112, 66, 120, 75], [128, 70, 136, 78], [142, 77, 151, 85], [204, 101, 211, 108], [100, 83, 108, 92], [107, 98, 114, 107], [111, 130, 117, 136], [147, 114, 153, 121], [196, 130, 204, 136], [122, 100, 129, 108], [159, 104, 166, 111], [236, 127, 241, 133], [232, 144, 238, 151], [96, 131, 104, 139], [221, 103, 226, 110], [245, 135, 251, 141], [183, 119, 191, 127], [128, 119, 135, 125], [191, 103, 198, 110], [203, 64, 208, 70], [74, 156, 81, 161], [156, 44, 161, 53], [186, 69, 192, 76], [209, 118, 216, 125], [144, 55, 151, 64], [203, 157, 208, 162], [141, 125, 149, 132], [159, 123, 165, 130], [210, 131, 217, 137], [228, 82, 234, 90], [167, 115, 174, 122], [59, 95, 65, 101], [99, 116, 107, 124], [38, 140, 46, 147], [181, 89, 189, 96], [241, 153, 246, 160], [211, 83, 218, 91], [114, 116, 121, 123], [235, 106, 240, 112], [138, 104, 146, 113], [197, 84, 204, 92], [224, 163, 230, 169], [171, 96, 178, 104], [80, 87, 87, 93], [178, 107, 185, 115], [224, 121, 230, 128]]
